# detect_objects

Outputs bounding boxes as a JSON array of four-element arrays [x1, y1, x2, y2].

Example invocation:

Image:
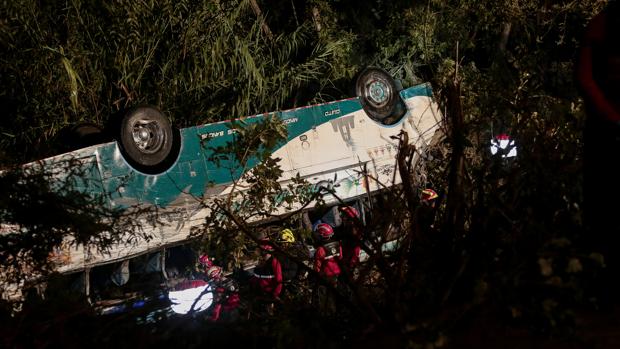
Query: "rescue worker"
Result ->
[[338, 206, 362, 270], [304, 206, 341, 239], [313, 223, 342, 314], [313, 223, 342, 283], [277, 229, 299, 281], [251, 241, 283, 300], [206, 265, 240, 322], [339, 206, 362, 238]]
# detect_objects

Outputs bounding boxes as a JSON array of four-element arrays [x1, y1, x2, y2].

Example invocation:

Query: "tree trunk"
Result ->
[[444, 75, 466, 236]]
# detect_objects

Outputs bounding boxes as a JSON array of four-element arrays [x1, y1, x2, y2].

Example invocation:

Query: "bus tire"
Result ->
[[355, 67, 405, 124], [119, 106, 177, 173]]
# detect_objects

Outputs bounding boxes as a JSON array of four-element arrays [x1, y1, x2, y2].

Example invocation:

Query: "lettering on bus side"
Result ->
[[324, 109, 341, 117], [282, 117, 298, 125], [199, 130, 225, 139]]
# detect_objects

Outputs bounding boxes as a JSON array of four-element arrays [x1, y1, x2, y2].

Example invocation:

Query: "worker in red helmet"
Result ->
[[313, 223, 342, 283], [339, 206, 360, 223], [312, 223, 342, 314], [251, 240, 283, 300], [338, 205, 362, 270], [206, 265, 240, 322]]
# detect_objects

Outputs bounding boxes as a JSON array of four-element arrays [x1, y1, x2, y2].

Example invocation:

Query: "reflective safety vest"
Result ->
[[252, 257, 275, 279]]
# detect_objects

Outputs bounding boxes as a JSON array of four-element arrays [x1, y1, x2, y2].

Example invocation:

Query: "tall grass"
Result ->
[[0, 0, 354, 162]]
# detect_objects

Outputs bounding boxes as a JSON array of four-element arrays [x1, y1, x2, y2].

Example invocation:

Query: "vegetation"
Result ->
[[1, 0, 616, 348], [0, 0, 354, 162]]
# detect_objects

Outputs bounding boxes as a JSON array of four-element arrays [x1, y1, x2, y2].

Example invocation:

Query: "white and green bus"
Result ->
[[18, 68, 444, 274]]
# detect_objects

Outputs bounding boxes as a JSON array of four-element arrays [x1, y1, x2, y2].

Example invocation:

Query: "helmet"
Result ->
[[207, 266, 222, 280], [199, 254, 213, 267], [421, 188, 438, 202], [315, 223, 334, 240], [280, 228, 295, 243], [339, 206, 360, 220]]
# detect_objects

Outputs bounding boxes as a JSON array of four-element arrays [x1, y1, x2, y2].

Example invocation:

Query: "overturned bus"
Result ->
[[5, 68, 444, 280]]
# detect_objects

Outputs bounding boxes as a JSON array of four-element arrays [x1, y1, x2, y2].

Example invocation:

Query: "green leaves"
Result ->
[[0, 160, 146, 288], [1, 0, 356, 162], [193, 115, 320, 271]]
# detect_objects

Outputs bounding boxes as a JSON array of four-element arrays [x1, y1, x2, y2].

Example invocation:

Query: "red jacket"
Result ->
[[341, 225, 362, 269], [342, 242, 361, 269], [314, 241, 343, 279], [251, 256, 283, 299], [209, 285, 240, 322]]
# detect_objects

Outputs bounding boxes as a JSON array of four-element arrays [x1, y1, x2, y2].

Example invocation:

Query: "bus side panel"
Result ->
[[272, 94, 442, 205], [282, 100, 364, 177]]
